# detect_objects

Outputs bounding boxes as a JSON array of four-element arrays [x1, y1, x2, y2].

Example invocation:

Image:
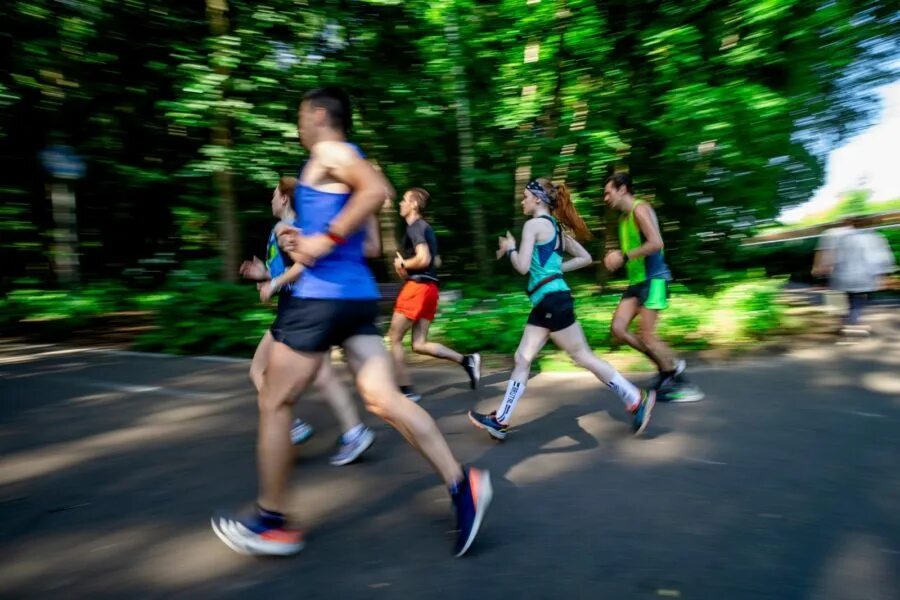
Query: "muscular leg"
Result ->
[[550, 321, 641, 410], [411, 319, 464, 364], [636, 307, 676, 372], [510, 325, 550, 383], [610, 297, 669, 371], [493, 325, 550, 424], [313, 353, 362, 434], [388, 311, 415, 388], [550, 322, 619, 383], [256, 342, 323, 512], [249, 331, 274, 392], [344, 335, 462, 486]]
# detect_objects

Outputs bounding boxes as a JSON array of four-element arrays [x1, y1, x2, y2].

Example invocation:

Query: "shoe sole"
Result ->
[[467, 412, 507, 440], [211, 517, 251, 555], [633, 390, 656, 436], [330, 429, 376, 466], [661, 389, 705, 403], [455, 470, 493, 557], [469, 353, 482, 389], [211, 517, 305, 556]]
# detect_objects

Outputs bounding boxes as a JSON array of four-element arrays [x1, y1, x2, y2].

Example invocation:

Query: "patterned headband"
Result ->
[[526, 179, 554, 207]]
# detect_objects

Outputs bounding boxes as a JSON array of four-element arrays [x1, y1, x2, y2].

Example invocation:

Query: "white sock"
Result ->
[[495, 379, 526, 425], [342, 424, 365, 443], [607, 372, 641, 411]]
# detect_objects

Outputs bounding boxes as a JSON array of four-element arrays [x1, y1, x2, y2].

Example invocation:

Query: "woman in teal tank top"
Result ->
[[468, 178, 656, 441]]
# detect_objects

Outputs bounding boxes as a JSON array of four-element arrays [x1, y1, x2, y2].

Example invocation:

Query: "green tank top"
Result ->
[[618, 200, 671, 285], [527, 215, 570, 306]]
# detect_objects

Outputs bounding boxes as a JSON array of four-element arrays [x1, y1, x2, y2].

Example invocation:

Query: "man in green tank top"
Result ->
[[603, 172, 704, 403]]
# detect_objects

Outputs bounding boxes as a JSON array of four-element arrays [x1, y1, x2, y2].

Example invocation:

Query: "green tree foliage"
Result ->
[[1, 0, 897, 290], [794, 190, 900, 227]]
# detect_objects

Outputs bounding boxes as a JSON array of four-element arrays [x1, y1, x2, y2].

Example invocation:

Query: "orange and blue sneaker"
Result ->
[[211, 505, 304, 556], [467, 410, 509, 440], [450, 466, 493, 557], [631, 389, 656, 436]]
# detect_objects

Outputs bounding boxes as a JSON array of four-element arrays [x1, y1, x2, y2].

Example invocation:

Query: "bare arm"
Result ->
[[561, 234, 592, 272], [259, 262, 305, 303], [402, 242, 432, 270], [277, 262, 304, 286], [288, 142, 395, 265], [323, 142, 395, 239], [627, 203, 664, 260], [506, 220, 540, 276], [363, 215, 382, 258]]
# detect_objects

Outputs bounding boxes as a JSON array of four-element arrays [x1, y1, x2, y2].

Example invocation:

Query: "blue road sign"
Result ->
[[41, 145, 86, 180]]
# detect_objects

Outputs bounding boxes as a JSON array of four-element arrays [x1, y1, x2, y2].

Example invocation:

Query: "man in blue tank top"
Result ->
[[212, 87, 492, 558]]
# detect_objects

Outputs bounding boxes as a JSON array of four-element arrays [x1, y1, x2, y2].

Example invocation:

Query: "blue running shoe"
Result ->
[[632, 389, 656, 436], [290, 418, 314, 445], [211, 506, 304, 556], [467, 410, 508, 441], [330, 426, 375, 466], [451, 467, 493, 557]]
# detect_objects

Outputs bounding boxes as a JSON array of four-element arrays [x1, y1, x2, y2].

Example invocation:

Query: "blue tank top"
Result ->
[[289, 169, 379, 300]]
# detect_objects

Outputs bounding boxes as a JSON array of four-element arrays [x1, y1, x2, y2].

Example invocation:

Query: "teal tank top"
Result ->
[[527, 215, 570, 306]]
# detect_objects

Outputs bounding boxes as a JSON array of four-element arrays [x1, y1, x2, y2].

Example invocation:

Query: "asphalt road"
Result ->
[[1, 311, 898, 599]]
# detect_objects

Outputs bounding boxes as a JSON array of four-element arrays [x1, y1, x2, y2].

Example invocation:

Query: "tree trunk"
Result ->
[[444, 3, 489, 278], [378, 197, 398, 264], [207, 0, 239, 283]]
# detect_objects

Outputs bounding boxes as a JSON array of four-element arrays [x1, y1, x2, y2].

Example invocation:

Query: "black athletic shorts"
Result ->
[[526, 291, 576, 332], [271, 297, 381, 353], [621, 279, 669, 310]]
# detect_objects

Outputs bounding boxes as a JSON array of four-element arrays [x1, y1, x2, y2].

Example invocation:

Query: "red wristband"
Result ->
[[326, 231, 347, 245]]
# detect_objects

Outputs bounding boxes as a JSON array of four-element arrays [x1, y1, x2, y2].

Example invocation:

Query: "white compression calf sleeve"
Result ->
[[607, 372, 641, 411], [496, 379, 526, 425]]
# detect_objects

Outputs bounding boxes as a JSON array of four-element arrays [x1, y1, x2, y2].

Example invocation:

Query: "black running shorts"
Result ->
[[271, 297, 381, 353], [526, 291, 576, 332], [621, 278, 668, 310]]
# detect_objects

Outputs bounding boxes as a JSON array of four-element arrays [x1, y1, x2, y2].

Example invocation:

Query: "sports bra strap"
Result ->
[[537, 215, 563, 255]]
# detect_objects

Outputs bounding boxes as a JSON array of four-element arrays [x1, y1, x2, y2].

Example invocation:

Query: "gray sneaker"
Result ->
[[659, 382, 705, 403], [330, 427, 375, 466], [462, 353, 482, 389]]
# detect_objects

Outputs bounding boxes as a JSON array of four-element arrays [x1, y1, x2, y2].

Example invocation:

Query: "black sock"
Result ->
[[256, 504, 286, 527]]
